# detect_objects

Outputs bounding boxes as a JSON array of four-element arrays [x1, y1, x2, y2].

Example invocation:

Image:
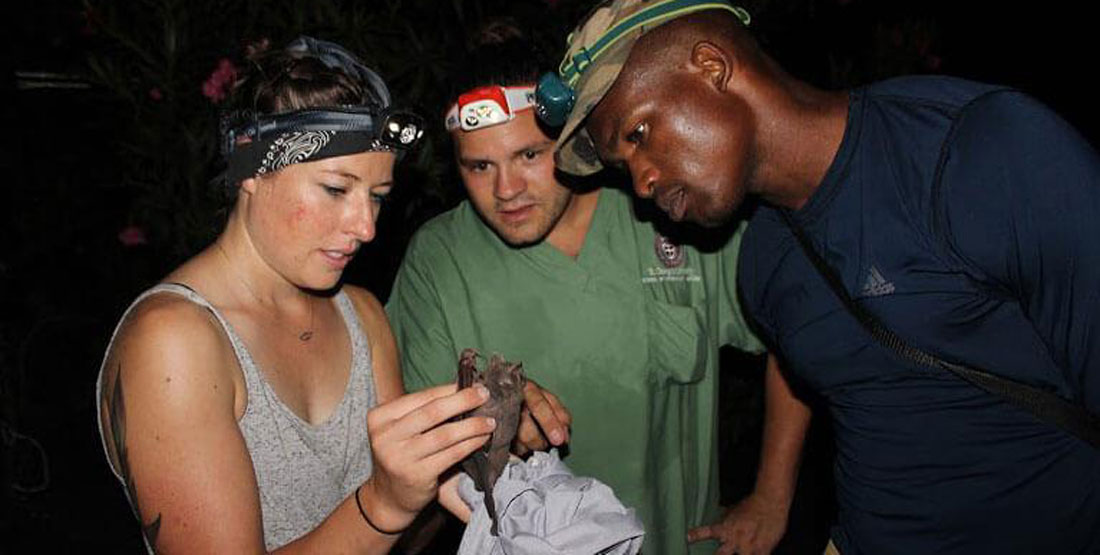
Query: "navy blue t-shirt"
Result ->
[[739, 76, 1100, 554]]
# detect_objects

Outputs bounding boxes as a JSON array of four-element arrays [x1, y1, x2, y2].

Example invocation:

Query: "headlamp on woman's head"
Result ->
[[220, 35, 426, 185], [221, 106, 425, 185], [222, 106, 424, 156], [444, 85, 536, 132]]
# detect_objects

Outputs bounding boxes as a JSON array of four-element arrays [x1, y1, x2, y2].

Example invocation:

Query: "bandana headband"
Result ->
[[226, 130, 384, 185], [223, 106, 424, 184]]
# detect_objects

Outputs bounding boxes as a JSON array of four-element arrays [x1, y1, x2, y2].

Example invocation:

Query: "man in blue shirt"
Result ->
[[541, 0, 1100, 553]]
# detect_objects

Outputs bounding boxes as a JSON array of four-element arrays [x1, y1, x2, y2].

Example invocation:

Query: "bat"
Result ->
[[456, 348, 526, 536]]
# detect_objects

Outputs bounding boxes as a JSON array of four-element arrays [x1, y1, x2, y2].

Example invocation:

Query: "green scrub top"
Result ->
[[386, 187, 763, 555]]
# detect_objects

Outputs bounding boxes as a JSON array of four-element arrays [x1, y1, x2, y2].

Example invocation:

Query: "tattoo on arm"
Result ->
[[108, 363, 163, 547]]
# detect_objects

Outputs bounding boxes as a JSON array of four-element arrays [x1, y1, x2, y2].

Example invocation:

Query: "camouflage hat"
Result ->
[[541, 0, 750, 176]]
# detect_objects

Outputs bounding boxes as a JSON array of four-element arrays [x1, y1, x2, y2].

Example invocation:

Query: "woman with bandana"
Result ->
[[94, 37, 498, 553]]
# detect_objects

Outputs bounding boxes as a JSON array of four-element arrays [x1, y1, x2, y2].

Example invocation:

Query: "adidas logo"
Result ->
[[861, 266, 895, 297]]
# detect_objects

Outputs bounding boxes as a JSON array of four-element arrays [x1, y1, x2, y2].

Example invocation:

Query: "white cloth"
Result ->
[[457, 449, 644, 555]]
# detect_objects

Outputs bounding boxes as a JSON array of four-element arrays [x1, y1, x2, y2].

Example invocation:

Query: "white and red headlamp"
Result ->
[[444, 85, 537, 132]]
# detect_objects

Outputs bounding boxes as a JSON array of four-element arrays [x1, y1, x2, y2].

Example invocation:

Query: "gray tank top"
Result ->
[[95, 283, 377, 551]]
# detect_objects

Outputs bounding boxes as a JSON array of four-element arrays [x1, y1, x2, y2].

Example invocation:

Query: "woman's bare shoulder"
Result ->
[[98, 289, 265, 552], [102, 289, 238, 407]]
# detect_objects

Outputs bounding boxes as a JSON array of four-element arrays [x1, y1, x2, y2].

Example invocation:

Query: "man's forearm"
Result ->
[[752, 353, 812, 507]]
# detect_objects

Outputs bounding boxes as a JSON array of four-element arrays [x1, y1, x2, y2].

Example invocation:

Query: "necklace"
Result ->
[[215, 243, 316, 342]]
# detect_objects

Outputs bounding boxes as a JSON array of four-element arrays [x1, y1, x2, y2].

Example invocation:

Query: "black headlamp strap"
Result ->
[[222, 106, 425, 184], [244, 109, 387, 138], [779, 210, 1100, 449]]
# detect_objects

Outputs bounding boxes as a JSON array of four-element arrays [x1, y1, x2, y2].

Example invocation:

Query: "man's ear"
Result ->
[[690, 40, 734, 91]]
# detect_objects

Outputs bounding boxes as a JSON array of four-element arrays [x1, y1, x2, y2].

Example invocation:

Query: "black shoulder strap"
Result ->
[[780, 211, 1100, 449]]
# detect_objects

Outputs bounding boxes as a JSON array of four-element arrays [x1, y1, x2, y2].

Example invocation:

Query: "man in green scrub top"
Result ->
[[386, 28, 809, 555]]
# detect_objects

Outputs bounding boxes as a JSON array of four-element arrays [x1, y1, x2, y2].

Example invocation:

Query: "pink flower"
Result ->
[[117, 225, 148, 247], [202, 58, 238, 103], [149, 87, 163, 101]]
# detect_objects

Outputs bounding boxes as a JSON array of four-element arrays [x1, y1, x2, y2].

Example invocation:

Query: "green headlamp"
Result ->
[[535, 72, 575, 127]]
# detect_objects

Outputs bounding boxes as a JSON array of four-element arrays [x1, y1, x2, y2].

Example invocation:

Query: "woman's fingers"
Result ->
[[410, 417, 496, 459], [364, 384, 500, 520], [422, 432, 494, 473], [370, 382, 488, 438], [368, 383, 459, 424], [372, 419, 492, 498], [370, 384, 497, 470]]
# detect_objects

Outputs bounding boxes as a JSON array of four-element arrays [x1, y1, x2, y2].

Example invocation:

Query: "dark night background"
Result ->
[[2, 0, 1095, 552]]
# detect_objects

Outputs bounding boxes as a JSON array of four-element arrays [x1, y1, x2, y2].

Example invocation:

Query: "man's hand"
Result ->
[[512, 379, 571, 455], [687, 492, 790, 555]]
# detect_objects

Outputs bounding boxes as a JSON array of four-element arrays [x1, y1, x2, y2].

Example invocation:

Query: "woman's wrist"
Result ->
[[356, 479, 418, 536]]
